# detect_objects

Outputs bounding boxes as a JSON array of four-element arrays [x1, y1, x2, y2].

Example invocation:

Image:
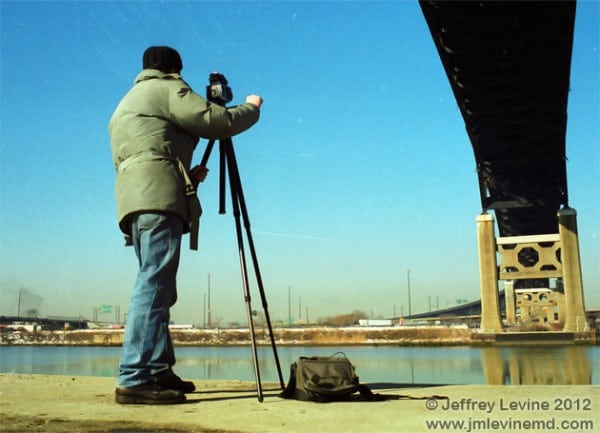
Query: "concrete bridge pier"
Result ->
[[475, 208, 591, 338], [558, 208, 589, 332], [476, 213, 503, 332]]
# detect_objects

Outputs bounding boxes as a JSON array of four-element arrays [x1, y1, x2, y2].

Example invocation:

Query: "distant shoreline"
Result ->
[[2, 326, 596, 346], [2, 326, 473, 346]]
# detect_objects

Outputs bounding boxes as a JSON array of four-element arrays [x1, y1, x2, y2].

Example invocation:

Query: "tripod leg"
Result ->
[[223, 139, 264, 402], [226, 143, 285, 389], [200, 139, 216, 166], [219, 141, 227, 215]]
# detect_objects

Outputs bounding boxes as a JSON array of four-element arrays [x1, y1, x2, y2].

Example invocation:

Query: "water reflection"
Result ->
[[0, 345, 596, 385], [175, 345, 595, 385], [211, 346, 488, 385], [481, 346, 592, 385]]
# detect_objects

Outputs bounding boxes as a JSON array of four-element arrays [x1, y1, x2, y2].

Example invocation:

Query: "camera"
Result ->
[[206, 72, 233, 105]]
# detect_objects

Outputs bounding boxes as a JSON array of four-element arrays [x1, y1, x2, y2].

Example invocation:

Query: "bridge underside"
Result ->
[[419, 1, 575, 237], [419, 1, 591, 338]]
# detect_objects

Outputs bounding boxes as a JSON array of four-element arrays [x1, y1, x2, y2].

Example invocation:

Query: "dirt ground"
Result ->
[[1, 374, 598, 433]]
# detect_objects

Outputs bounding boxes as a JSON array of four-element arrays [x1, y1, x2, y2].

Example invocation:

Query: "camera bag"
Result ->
[[279, 352, 373, 402]]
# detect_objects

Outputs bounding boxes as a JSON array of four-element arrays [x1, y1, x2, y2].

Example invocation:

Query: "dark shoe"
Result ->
[[115, 382, 186, 405], [154, 370, 196, 393]]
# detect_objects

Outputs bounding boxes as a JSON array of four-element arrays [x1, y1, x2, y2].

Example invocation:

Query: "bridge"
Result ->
[[397, 294, 600, 332], [419, 1, 592, 339]]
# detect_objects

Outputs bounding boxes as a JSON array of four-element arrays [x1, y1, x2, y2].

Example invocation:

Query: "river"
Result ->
[[1, 345, 597, 385]]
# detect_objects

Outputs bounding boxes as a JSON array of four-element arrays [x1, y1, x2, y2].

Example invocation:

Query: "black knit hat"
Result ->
[[142, 46, 183, 73]]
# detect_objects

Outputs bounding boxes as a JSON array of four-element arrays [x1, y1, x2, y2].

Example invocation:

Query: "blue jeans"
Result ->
[[118, 212, 183, 388]]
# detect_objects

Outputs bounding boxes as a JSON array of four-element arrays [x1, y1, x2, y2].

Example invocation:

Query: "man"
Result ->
[[109, 46, 263, 404]]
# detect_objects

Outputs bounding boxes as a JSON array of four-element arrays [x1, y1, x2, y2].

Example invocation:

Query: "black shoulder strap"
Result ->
[[279, 362, 297, 399]]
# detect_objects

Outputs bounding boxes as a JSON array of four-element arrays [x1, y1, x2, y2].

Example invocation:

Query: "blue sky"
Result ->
[[1, 1, 598, 325]]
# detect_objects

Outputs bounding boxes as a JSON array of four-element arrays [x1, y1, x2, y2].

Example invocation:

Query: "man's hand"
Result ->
[[190, 165, 209, 187], [246, 94, 263, 108]]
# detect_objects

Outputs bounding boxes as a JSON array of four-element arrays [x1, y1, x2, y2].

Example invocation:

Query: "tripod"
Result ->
[[199, 136, 284, 402]]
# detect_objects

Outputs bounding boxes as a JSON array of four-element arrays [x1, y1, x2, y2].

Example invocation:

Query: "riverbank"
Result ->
[[2, 325, 596, 346], [1, 326, 474, 346]]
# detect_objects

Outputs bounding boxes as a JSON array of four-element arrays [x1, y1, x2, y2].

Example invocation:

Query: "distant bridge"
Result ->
[[406, 294, 505, 320], [396, 296, 599, 331]]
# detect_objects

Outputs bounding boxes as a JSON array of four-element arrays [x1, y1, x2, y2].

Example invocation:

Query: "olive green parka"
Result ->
[[109, 69, 259, 249]]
